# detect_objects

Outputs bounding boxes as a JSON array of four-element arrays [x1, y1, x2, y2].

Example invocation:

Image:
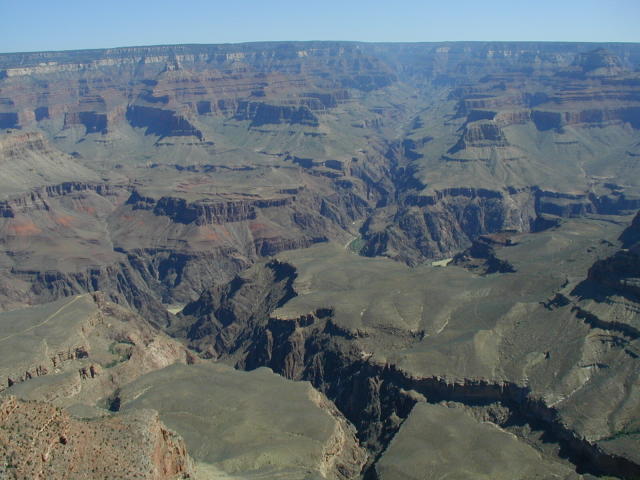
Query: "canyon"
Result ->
[[0, 41, 639, 478]]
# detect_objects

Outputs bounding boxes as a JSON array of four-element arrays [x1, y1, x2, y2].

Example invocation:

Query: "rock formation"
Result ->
[[1, 40, 640, 478], [0, 396, 193, 479]]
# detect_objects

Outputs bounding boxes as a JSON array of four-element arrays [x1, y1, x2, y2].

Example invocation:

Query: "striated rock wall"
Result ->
[[0, 181, 117, 217], [63, 110, 108, 134], [532, 106, 640, 131], [235, 101, 320, 127], [0, 42, 396, 136], [361, 181, 640, 265], [2, 345, 93, 394], [10, 264, 171, 325], [125, 190, 289, 225]]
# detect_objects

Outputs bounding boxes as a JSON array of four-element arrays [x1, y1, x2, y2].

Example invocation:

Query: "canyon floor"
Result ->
[[0, 41, 639, 479]]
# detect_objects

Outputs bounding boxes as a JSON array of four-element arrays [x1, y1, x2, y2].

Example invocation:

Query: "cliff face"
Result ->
[[126, 105, 204, 140], [173, 259, 297, 356], [576, 211, 640, 301], [360, 187, 536, 264], [620, 210, 640, 248], [451, 233, 516, 274], [234, 101, 320, 127], [0, 42, 395, 136]]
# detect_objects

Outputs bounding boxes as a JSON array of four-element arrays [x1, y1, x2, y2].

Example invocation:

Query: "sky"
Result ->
[[1, 0, 639, 53]]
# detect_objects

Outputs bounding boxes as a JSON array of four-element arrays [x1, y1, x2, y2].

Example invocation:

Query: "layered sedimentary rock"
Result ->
[[0, 42, 395, 138], [1, 42, 640, 270], [0, 292, 366, 479], [0, 293, 194, 407], [126, 105, 204, 140], [1, 41, 640, 478], [235, 101, 320, 127], [571, 211, 640, 328], [0, 124, 384, 312]]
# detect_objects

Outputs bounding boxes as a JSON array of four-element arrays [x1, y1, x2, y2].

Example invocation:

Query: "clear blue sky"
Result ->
[[1, 0, 639, 53]]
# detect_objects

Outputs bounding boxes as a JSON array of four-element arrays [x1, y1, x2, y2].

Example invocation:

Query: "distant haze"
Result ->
[[1, 0, 639, 53]]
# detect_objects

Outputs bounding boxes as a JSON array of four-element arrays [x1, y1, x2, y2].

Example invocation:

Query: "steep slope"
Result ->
[[0, 126, 389, 315], [0, 396, 193, 480], [0, 293, 194, 407]]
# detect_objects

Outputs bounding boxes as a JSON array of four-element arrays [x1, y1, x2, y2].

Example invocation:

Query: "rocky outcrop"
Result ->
[[235, 101, 320, 126], [620, 210, 640, 248], [254, 234, 328, 257], [63, 111, 108, 134], [0, 396, 194, 479], [0, 131, 103, 201], [0, 42, 398, 135], [126, 105, 203, 140], [361, 187, 536, 264], [0, 131, 48, 160], [360, 182, 640, 266], [0, 292, 196, 413], [449, 121, 508, 153], [10, 264, 171, 325], [451, 234, 516, 274], [2, 345, 92, 394], [0, 154, 375, 312], [175, 259, 297, 356], [301, 90, 350, 109], [532, 106, 640, 131], [126, 191, 296, 225], [571, 48, 627, 78], [0, 181, 116, 217], [584, 250, 640, 299], [574, 212, 640, 302]]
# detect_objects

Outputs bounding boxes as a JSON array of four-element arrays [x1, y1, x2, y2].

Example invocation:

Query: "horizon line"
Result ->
[[3, 39, 640, 56]]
